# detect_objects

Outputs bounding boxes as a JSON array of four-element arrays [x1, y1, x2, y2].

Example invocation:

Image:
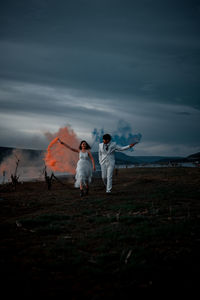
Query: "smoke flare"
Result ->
[[44, 126, 80, 174], [92, 120, 142, 151], [45, 137, 59, 168]]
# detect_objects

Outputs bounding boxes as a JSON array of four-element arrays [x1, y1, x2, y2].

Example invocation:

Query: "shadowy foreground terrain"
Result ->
[[0, 167, 200, 298]]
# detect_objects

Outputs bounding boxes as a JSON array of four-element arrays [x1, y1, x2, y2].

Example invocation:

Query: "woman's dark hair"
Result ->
[[103, 134, 112, 141], [79, 140, 91, 150]]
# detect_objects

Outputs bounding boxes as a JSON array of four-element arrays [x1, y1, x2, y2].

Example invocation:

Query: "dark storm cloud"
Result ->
[[175, 111, 191, 116], [1, 0, 200, 107], [0, 0, 200, 155], [0, 80, 115, 124]]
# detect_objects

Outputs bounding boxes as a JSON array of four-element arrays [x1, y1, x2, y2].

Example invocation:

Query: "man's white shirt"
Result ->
[[98, 142, 130, 165]]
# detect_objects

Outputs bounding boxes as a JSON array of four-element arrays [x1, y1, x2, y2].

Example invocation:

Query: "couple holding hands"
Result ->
[[59, 134, 138, 197]]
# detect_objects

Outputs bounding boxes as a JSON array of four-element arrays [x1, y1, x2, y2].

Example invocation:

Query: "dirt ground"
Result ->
[[0, 167, 200, 298]]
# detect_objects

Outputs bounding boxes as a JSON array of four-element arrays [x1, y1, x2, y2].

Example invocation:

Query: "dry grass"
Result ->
[[0, 167, 200, 297]]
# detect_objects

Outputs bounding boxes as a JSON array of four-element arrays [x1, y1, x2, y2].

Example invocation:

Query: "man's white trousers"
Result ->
[[100, 161, 115, 192]]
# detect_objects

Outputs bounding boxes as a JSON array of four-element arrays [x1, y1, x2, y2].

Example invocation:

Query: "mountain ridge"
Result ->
[[0, 146, 199, 165]]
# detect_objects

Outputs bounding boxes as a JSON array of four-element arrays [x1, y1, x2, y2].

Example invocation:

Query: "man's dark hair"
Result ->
[[103, 134, 112, 141]]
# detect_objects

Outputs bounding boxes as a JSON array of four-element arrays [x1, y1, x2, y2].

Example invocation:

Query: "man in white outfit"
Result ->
[[98, 134, 138, 193]]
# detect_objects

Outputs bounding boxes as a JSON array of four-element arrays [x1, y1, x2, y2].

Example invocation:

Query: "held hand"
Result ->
[[129, 143, 135, 148], [58, 139, 64, 145], [130, 139, 139, 147]]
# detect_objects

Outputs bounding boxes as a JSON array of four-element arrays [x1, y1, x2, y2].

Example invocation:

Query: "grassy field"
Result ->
[[0, 167, 200, 297]]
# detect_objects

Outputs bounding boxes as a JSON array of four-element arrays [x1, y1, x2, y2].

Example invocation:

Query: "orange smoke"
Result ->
[[44, 126, 80, 175], [45, 137, 59, 168]]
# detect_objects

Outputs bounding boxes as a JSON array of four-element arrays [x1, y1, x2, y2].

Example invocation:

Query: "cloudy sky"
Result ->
[[0, 0, 200, 156]]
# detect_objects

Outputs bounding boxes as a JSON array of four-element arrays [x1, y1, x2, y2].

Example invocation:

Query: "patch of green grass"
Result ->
[[118, 215, 147, 224], [36, 224, 64, 234], [131, 219, 195, 243], [107, 201, 150, 212], [87, 215, 116, 224], [82, 209, 95, 215], [85, 216, 196, 252], [19, 214, 72, 235], [20, 213, 71, 227]]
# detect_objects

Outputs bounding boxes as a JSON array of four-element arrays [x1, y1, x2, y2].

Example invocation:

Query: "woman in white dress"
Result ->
[[59, 140, 96, 197]]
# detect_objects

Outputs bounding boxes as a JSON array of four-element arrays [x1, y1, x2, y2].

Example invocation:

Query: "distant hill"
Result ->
[[187, 152, 200, 161], [0, 147, 13, 163], [92, 152, 185, 165], [0, 146, 199, 166], [92, 152, 139, 166], [0, 147, 43, 164]]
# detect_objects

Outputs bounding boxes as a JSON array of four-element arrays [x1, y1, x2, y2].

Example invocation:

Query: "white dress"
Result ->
[[75, 151, 93, 188]]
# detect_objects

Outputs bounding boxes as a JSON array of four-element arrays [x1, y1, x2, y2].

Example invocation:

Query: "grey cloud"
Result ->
[[0, 0, 199, 155], [0, 124, 48, 149], [0, 79, 119, 138], [175, 112, 191, 116], [1, 0, 200, 109], [1, 39, 199, 111]]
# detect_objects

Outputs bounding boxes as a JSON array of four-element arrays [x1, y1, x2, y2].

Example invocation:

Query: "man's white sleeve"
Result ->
[[115, 145, 130, 151], [98, 144, 102, 164]]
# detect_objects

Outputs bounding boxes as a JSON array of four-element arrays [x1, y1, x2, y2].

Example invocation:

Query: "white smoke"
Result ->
[[0, 148, 44, 183]]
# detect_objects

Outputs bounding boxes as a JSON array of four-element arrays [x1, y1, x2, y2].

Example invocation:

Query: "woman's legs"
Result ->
[[85, 181, 89, 195], [80, 181, 84, 197], [80, 181, 89, 197]]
